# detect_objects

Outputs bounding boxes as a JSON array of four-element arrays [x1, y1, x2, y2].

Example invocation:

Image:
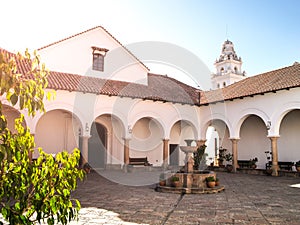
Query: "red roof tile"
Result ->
[[2, 47, 300, 106], [201, 62, 300, 104], [0, 48, 200, 105]]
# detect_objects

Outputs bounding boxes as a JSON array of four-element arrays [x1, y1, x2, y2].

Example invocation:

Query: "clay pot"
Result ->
[[172, 181, 181, 188], [159, 180, 166, 186], [207, 181, 216, 188]]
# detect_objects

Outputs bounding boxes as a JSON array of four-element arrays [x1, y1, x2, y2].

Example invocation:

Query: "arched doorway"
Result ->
[[169, 120, 197, 167], [278, 109, 300, 162], [238, 115, 268, 169], [88, 122, 107, 169], [35, 109, 81, 159]]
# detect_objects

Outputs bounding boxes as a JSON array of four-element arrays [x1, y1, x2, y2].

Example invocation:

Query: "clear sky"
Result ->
[[1, 0, 300, 89]]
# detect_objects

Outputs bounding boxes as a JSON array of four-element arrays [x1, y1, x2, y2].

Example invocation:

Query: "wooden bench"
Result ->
[[129, 157, 152, 166], [238, 160, 252, 168], [265, 161, 294, 171]]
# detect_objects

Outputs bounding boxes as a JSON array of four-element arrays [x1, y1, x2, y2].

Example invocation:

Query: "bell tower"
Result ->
[[211, 40, 246, 89]]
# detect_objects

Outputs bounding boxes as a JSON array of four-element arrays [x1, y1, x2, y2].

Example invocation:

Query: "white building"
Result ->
[[1, 26, 300, 176]]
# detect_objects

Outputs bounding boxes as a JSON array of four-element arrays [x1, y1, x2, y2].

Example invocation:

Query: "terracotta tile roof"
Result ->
[[47, 71, 201, 105], [37, 26, 149, 71], [0, 48, 200, 105], [201, 62, 300, 105], [2, 47, 300, 106]]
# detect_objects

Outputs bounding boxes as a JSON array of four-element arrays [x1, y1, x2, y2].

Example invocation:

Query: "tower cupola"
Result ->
[[211, 40, 246, 89]]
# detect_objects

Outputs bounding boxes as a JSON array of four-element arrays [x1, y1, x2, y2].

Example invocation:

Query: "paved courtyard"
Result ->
[[71, 170, 300, 225]]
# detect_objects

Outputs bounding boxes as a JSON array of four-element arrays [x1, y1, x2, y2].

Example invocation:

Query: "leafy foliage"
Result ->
[[193, 144, 206, 170], [0, 50, 85, 224]]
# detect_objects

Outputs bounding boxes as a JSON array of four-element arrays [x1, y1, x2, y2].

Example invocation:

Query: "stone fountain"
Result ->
[[156, 139, 224, 194]]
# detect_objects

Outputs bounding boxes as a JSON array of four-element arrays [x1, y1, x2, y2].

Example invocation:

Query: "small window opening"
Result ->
[[91, 46, 109, 72], [93, 53, 104, 71]]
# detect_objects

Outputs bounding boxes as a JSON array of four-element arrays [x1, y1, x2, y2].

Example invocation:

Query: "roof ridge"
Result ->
[[37, 26, 149, 71], [148, 73, 201, 91], [37, 26, 103, 50]]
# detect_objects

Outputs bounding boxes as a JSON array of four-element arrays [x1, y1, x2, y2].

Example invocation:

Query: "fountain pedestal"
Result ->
[[156, 139, 225, 194]]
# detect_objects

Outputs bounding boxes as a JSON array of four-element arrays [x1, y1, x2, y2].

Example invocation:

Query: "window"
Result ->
[[91, 46, 109, 72], [223, 82, 226, 87], [93, 53, 104, 71]]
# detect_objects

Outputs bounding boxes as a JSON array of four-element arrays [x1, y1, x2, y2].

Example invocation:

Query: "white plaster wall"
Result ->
[[200, 88, 300, 168], [238, 116, 269, 169], [38, 27, 148, 84], [130, 117, 163, 166], [34, 110, 80, 158], [278, 110, 300, 163]]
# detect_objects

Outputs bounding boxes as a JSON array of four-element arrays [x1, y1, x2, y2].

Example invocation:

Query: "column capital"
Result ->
[[122, 137, 131, 141], [80, 135, 91, 139], [229, 138, 240, 141], [162, 138, 170, 141], [268, 135, 280, 140]]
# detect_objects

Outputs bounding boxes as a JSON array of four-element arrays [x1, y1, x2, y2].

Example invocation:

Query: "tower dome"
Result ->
[[211, 40, 246, 89]]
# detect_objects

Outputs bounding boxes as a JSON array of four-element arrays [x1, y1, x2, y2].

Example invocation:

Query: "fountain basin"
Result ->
[[156, 170, 225, 194], [180, 146, 198, 154]]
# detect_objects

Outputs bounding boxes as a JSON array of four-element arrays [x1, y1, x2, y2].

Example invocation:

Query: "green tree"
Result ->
[[0, 50, 85, 224]]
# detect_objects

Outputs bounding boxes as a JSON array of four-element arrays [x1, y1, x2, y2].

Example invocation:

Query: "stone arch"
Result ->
[[200, 113, 232, 139], [277, 109, 300, 162], [34, 109, 82, 158], [169, 119, 198, 142], [34, 101, 86, 134], [130, 111, 166, 137], [2, 104, 23, 132], [234, 108, 270, 138], [90, 113, 126, 168], [130, 116, 164, 166], [238, 114, 269, 169], [92, 112, 126, 138], [168, 119, 199, 167], [271, 102, 300, 136]]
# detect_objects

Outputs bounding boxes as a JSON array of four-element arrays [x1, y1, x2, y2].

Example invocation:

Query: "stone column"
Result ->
[[230, 139, 239, 173], [81, 135, 90, 165], [162, 139, 169, 168], [123, 138, 130, 172], [196, 139, 206, 147], [269, 136, 279, 176], [123, 138, 130, 165]]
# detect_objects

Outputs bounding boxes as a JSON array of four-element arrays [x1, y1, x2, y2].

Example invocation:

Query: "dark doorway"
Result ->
[[169, 144, 179, 166], [88, 122, 107, 169]]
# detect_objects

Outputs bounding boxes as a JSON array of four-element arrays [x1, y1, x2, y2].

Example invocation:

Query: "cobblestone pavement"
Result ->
[[1, 171, 299, 224], [70, 170, 300, 225]]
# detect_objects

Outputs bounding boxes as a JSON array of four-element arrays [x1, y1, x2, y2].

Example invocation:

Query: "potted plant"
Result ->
[[171, 176, 180, 188], [250, 157, 258, 169], [225, 152, 233, 172], [295, 161, 300, 172], [215, 177, 220, 186], [159, 173, 166, 186], [218, 147, 227, 167], [206, 176, 216, 188], [193, 144, 206, 170]]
